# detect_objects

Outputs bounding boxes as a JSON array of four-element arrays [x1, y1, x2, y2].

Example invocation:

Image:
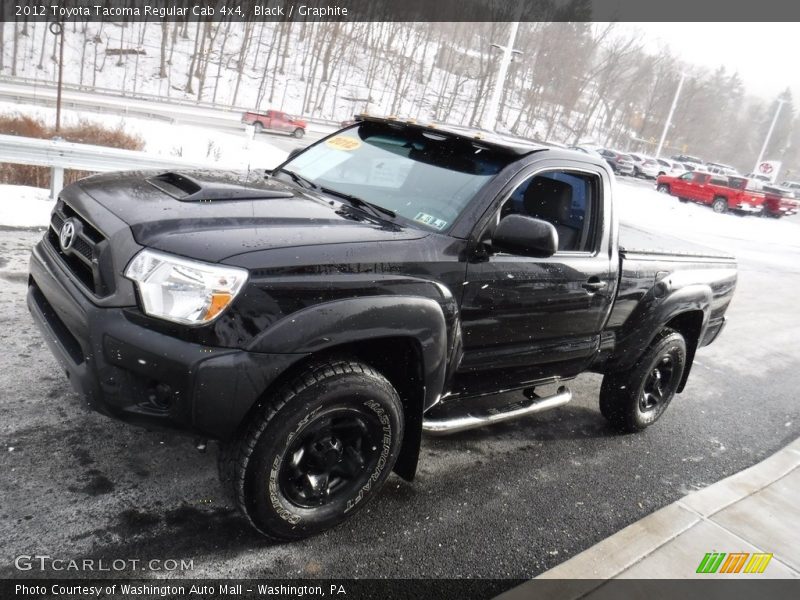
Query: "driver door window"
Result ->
[[499, 170, 600, 253]]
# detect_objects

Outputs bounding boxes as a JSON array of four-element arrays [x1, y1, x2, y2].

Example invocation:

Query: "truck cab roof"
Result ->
[[354, 114, 548, 156]]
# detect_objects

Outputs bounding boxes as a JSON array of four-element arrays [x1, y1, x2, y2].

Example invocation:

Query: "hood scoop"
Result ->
[[147, 171, 295, 202]]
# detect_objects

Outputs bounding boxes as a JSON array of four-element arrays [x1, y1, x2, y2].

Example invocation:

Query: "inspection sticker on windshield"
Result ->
[[326, 136, 361, 151], [414, 212, 448, 230]]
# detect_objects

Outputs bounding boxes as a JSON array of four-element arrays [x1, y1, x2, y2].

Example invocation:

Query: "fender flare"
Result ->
[[248, 295, 450, 481], [609, 283, 712, 374], [248, 295, 450, 411]]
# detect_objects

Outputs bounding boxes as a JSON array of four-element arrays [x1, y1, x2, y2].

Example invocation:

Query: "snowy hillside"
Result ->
[[2, 20, 797, 172]]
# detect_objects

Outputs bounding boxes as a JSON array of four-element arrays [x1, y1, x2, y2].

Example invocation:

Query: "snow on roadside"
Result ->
[[0, 101, 288, 170], [615, 179, 800, 251], [0, 185, 53, 228]]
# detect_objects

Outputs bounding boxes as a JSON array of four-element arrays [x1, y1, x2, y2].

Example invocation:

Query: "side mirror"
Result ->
[[491, 215, 558, 257]]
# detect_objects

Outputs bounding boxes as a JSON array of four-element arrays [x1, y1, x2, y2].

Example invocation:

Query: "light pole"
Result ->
[[753, 99, 786, 173], [655, 73, 685, 158], [49, 21, 65, 133], [482, 21, 522, 132]]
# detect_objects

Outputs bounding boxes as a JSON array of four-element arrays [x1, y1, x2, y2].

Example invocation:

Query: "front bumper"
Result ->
[[28, 239, 305, 439], [736, 203, 763, 214]]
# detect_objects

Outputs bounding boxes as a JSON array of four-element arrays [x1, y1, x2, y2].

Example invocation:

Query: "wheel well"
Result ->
[[664, 311, 704, 393], [240, 337, 426, 481]]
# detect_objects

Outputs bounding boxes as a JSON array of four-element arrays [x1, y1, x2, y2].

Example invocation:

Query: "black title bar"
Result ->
[[2, 0, 800, 22]]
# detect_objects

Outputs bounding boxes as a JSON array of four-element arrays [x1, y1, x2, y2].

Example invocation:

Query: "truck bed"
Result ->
[[619, 223, 735, 261]]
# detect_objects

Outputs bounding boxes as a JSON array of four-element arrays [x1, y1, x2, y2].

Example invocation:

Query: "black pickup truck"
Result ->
[[28, 116, 737, 540]]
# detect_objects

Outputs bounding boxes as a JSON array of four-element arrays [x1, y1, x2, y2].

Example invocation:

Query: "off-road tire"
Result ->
[[227, 358, 404, 541], [599, 329, 687, 433]]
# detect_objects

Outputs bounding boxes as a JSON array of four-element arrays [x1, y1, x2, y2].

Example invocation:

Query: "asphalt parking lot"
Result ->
[[1, 184, 799, 580]]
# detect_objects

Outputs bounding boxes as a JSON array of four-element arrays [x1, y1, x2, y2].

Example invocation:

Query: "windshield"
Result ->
[[279, 122, 512, 232]]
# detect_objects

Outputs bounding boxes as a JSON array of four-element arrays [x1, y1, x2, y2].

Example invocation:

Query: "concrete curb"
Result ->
[[499, 437, 800, 597]]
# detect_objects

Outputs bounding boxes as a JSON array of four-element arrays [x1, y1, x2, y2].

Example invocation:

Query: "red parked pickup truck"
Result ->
[[242, 110, 307, 138], [762, 190, 800, 218], [656, 172, 764, 215]]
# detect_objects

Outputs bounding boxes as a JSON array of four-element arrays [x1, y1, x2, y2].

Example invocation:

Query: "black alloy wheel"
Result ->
[[639, 355, 677, 413], [279, 408, 385, 508], [599, 328, 687, 432], [222, 358, 404, 541]]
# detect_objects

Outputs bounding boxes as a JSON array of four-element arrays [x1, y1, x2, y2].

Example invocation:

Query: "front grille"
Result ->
[[47, 200, 109, 296]]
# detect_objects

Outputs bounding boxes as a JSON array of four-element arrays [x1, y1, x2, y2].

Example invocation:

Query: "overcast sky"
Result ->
[[619, 23, 800, 102]]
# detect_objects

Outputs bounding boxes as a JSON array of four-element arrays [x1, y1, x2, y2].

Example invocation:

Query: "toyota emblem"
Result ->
[[59, 219, 77, 251]]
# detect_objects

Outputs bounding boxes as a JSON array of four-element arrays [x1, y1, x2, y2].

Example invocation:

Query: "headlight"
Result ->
[[125, 249, 248, 325]]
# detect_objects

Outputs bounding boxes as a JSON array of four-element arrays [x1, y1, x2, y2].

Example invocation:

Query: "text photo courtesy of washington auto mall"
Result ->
[[1, 0, 800, 599]]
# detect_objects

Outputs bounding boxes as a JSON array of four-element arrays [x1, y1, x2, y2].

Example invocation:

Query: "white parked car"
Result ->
[[635, 157, 663, 179], [651, 158, 688, 178], [705, 162, 739, 176]]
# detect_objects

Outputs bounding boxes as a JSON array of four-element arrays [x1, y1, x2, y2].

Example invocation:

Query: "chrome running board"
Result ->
[[422, 387, 572, 435]]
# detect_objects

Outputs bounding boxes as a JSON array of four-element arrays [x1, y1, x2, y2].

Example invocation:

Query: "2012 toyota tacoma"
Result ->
[[28, 116, 737, 540]]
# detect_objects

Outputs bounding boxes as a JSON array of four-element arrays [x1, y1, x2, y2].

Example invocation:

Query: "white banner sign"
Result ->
[[756, 160, 781, 182]]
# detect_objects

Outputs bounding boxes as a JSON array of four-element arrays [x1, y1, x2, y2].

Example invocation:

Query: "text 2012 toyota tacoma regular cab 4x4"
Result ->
[[28, 116, 737, 540]]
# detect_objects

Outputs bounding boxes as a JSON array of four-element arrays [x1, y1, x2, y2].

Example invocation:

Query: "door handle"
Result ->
[[582, 278, 608, 293]]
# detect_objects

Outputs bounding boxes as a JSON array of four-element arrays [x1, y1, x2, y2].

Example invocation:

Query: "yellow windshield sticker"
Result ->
[[326, 136, 362, 151]]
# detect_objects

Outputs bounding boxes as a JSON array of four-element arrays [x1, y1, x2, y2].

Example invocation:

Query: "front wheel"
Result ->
[[228, 359, 404, 541], [599, 329, 687, 432], [712, 197, 728, 213], [293, 127, 305, 138], [657, 184, 670, 194]]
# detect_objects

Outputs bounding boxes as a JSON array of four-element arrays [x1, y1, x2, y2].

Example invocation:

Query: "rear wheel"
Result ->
[[253, 121, 264, 133], [657, 184, 670, 194], [293, 127, 305, 138], [227, 359, 404, 540], [600, 329, 687, 432], [712, 197, 728, 213]]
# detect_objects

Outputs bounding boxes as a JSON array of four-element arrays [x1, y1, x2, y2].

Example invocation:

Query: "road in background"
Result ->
[[0, 79, 329, 155]]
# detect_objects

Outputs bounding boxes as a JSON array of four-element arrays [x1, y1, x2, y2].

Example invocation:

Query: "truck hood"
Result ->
[[77, 169, 426, 262]]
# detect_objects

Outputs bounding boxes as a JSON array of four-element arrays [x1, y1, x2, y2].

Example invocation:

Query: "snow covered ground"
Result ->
[[0, 185, 53, 228], [615, 180, 800, 258], [0, 100, 288, 170]]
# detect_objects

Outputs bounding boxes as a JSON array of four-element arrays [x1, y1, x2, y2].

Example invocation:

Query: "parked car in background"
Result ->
[[762, 188, 800, 218], [705, 162, 739, 177], [653, 158, 688, 178], [765, 180, 800, 199], [627, 153, 659, 178], [242, 109, 307, 138], [636, 157, 663, 179], [597, 148, 635, 176], [744, 173, 772, 190], [656, 171, 764, 215], [671, 154, 704, 168]]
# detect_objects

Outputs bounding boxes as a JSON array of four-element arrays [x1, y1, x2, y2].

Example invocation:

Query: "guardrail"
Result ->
[[0, 133, 240, 199]]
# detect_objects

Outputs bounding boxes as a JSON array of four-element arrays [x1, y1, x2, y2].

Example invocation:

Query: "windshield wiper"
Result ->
[[321, 187, 397, 219], [279, 168, 319, 191]]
